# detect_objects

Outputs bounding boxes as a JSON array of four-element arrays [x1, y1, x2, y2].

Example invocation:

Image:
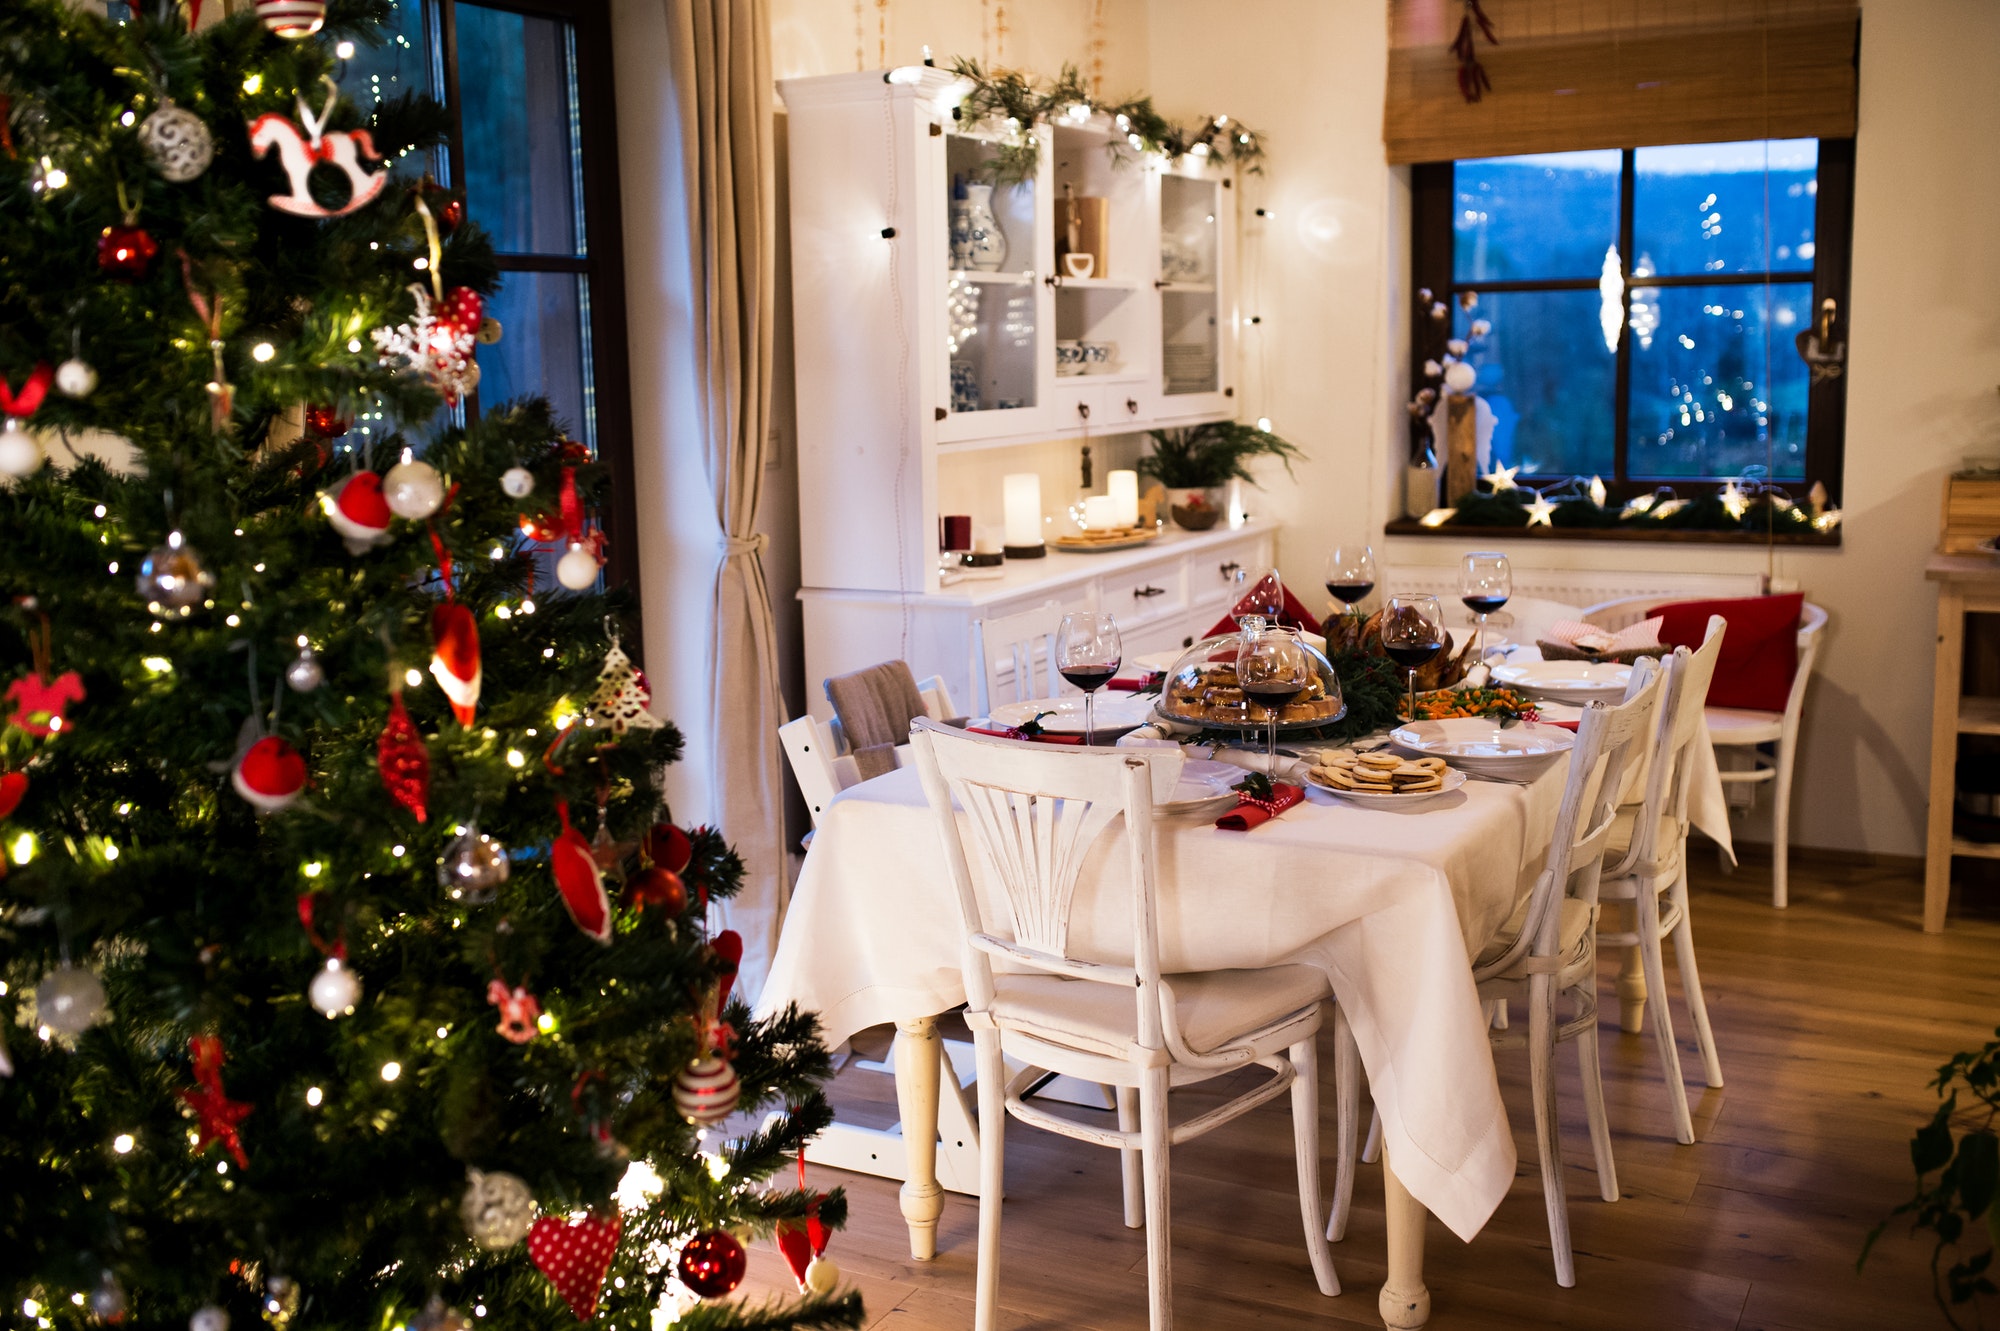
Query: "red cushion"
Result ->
[[1651, 593, 1803, 713]]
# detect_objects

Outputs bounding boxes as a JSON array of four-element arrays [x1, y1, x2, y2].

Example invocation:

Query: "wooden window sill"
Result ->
[[1381, 518, 1841, 547]]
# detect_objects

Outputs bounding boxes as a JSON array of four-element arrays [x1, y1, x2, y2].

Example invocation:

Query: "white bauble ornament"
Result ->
[[56, 359, 98, 398], [190, 1307, 230, 1331], [460, 1168, 536, 1250], [89, 1271, 127, 1322], [36, 965, 109, 1036], [804, 1257, 841, 1295], [138, 102, 215, 183], [0, 421, 42, 477], [556, 542, 600, 591], [307, 958, 361, 1018], [383, 452, 445, 521], [500, 467, 534, 499], [285, 645, 323, 693], [1442, 360, 1478, 394]]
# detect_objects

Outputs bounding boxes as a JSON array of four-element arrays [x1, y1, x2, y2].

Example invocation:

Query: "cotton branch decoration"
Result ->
[[1451, 0, 1499, 103]]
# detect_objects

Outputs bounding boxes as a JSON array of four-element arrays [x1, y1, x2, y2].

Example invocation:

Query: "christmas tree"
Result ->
[[0, 3, 859, 1329]]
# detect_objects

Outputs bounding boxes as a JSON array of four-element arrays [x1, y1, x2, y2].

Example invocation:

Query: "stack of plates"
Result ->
[[1490, 660, 1632, 706], [1160, 758, 1250, 817], [1390, 717, 1575, 782], [989, 693, 1156, 736]]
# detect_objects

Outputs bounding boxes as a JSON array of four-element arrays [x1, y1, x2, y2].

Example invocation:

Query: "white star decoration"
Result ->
[[1481, 462, 1519, 491], [1588, 475, 1607, 507], [1524, 490, 1557, 527], [1719, 479, 1748, 519]]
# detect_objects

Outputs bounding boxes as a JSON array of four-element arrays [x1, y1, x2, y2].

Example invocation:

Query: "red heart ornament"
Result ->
[[552, 803, 611, 943], [232, 736, 307, 812], [642, 823, 692, 875], [0, 771, 27, 819], [775, 1209, 831, 1292], [436, 287, 485, 341], [526, 1212, 621, 1321], [712, 930, 744, 1011], [429, 602, 482, 726]]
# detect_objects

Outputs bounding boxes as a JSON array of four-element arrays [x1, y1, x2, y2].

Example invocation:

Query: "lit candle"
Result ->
[[1083, 495, 1117, 530], [1002, 473, 1045, 557], [1108, 470, 1139, 528]]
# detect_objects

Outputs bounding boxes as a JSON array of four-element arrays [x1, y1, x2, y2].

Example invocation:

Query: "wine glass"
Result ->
[[1056, 611, 1123, 746], [1381, 594, 1445, 722], [1459, 551, 1512, 659], [1237, 618, 1310, 777], [1323, 544, 1377, 620], [1232, 567, 1284, 628]]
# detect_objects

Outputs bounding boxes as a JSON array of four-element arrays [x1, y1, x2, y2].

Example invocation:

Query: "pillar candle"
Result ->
[[1082, 495, 1117, 530], [1108, 470, 1139, 528], [1002, 473, 1044, 551]]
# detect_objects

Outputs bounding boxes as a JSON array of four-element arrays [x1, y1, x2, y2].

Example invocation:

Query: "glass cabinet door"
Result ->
[[1158, 172, 1223, 404], [940, 132, 1044, 438]]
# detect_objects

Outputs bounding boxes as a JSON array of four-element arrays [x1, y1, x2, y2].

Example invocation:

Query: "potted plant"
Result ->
[[1136, 421, 1306, 530]]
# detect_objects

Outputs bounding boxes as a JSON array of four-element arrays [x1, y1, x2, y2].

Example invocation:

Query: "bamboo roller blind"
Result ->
[[1384, 0, 1860, 164]]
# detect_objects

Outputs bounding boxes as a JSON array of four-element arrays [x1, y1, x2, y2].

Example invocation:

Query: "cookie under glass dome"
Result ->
[[1155, 620, 1348, 733]]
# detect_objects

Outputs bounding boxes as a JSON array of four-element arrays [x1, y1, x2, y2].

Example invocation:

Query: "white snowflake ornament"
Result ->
[[588, 644, 663, 734], [373, 284, 484, 405]]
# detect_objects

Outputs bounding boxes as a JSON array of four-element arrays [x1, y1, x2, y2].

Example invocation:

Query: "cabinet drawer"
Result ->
[[1109, 568, 1184, 624]]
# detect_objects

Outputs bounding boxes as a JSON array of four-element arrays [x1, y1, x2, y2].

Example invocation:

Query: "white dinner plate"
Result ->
[[1305, 765, 1467, 808], [988, 693, 1156, 735], [1391, 718, 1575, 781], [1490, 660, 1632, 704], [1160, 759, 1252, 817]]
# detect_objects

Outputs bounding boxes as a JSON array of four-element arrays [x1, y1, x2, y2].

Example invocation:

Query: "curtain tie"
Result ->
[[722, 532, 768, 558]]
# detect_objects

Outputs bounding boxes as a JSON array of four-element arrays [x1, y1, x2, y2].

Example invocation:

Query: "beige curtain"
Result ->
[[666, 0, 786, 997], [1385, 0, 1860, 163]]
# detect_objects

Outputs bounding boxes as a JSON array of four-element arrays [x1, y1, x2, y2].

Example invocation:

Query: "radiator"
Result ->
[[1387, 565, 1762, 611]]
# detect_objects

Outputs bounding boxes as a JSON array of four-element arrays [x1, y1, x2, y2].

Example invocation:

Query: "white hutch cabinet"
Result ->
[[779, 67, 1258, 714]]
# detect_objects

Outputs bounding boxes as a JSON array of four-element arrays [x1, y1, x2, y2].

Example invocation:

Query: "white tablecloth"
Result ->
[[758, 760, 1573, 1242]]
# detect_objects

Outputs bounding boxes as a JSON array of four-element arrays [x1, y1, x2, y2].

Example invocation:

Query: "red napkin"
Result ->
[[1107, 672, 1162, 691], [1205, 575, 1323, 639], [967, 725, 1086, 746], [1216, 782, 1304, 831]]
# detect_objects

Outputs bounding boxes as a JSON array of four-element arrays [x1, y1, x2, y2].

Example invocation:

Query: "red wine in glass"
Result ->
[[1326, 581, 1375, 606], [1059, 663, 1120, 692], [1384, 641, 1443, 670], [1461, 594, 1508, 615], [1243, 681, 1306, 709]]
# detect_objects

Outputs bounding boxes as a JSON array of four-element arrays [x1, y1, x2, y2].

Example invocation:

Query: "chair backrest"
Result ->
[[976, 600, 1066, 713], [1610, 617, 1726, 876], [1478, 656, 1663, 979], [908, 717, 1185, 1051], [779, 672, 958, 830]]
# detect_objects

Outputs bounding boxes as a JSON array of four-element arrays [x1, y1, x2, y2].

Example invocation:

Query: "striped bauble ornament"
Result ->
[[255, 0, 325, 38], [672, 1055, 740, 1126]]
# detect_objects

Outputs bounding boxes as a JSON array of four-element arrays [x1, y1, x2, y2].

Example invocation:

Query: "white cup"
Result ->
[[1063, 252, 1096, 279]]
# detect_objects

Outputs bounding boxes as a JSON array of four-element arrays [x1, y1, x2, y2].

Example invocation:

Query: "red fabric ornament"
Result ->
[[776, 1208, 833, 1293], [712, 930, 744, 1012], [0, 363, 52, 418], [486, 979, 541, 1044], [440, 198, 466, 232], [642, 823, 693, 874], [303, 404, 351, 439], [0, 771, 25, 820], [622, 866, 685, 915], [377, 692, 430, 823], [97, 225, 159, 279], [675, 1229, 746, 1299], [329, 472, 392, 551], [6, 671, 84, 736], [551, 801, 611, 943], [179, 1035, 252, 1168], [232, 735, 307, 813], [429, 602, 482, 726], [526, 1213, 621, 1320]]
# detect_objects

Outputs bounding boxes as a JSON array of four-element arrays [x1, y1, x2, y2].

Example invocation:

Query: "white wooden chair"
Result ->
[[1326, 659, 1662, 1289], [777, 673, 957, 831], [975, 600, 1066, 714], [1598, 619, 1728, 1147], [909, 718, 1339, 1330], [1583, 595, 1828, 907]]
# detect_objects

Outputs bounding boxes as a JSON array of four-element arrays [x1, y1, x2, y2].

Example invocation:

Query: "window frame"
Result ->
[[1408, 138, 1854, 513]]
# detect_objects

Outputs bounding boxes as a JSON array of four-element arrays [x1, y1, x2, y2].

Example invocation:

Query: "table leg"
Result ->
[[1379, 1144, 1431, 1329], [894, 1015, 946, 1260], [1927, 588, 1965, 934]]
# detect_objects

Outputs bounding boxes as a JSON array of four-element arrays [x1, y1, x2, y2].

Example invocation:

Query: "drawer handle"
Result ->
[[1134, 585, 1167, 598], [1219, 561, 1241, 577], [1125, 398, 1139, 414]]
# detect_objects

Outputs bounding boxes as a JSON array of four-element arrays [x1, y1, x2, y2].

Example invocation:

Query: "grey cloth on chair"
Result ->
[[825, 662, 929, 780]]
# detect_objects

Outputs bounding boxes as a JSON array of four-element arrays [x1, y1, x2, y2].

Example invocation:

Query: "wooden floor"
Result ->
[[739, 853, 2000, 1328]]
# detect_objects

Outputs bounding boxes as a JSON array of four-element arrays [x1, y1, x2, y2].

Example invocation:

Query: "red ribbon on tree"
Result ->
[[0, 363, 51, 418], [179, 1035, 253, 1168], [296, 894, 347, 961]]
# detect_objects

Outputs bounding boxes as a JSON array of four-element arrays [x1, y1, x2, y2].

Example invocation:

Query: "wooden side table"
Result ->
[[1924, 553, 2000, 930]]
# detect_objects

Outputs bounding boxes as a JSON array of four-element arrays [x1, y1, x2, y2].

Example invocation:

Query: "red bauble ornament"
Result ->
[[179, 1035, 253, 1168], [526, 1213, 621, 1321], [642, 823, 693, 874], [429, 602, 482, 726], [671, 1055, 739, 1126], [551, 803, 610, 943], [623, 866, 685, 915], [232, 735, 307, 813], [377, 693, 429, 823], [440, 199, 466, 232], [0, 771, 25, 820], [304, 404, 351, 439], [328, 472, 392, 552], [675, 1229, 747, 1299], [5, 670, 84, 736], [97, 224, 158, 280]]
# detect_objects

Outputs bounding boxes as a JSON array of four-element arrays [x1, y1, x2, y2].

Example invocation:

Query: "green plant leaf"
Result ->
[[1918, 1097, 1960, 1175], [1962, 1131, 2000, 1219]]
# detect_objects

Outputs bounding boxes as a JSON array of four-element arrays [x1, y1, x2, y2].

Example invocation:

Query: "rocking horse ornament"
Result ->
[[248, 77, 387, 218]]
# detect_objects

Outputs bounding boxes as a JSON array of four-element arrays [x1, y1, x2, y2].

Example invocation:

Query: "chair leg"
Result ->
[[1361, 1105, 1383, 1165], [1327, 1005, 1360, 1242], [1637, 884, 1695, 1145], [1289, 1036, 1341, 1296], [1139, 1064, 1174, 1331], [1670, 867, 1725, 1089], [1528, 972, 1575, 1288], [1572, 987, 1619, 1203], [972, 1029, 1007, 1331], [1490, 997, 1510, 1030], [1772, 742, 1797, 909], [1118, 1085, 1143, 1229]]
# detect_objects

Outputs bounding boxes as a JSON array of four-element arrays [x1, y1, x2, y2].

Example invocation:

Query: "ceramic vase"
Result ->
[[962, 184, 1007, 272]]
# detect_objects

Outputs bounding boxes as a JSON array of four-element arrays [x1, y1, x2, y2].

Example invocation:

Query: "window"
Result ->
[[350, 0, 639, 589], [1411, 138, 1852, 507]]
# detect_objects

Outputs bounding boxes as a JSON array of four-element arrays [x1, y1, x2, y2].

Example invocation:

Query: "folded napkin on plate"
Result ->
[[1216, 782, 1304, 831], [1543, 616, 1664, 656], [1107, 672, 1163, 691], [966, 725, 1085, 746]]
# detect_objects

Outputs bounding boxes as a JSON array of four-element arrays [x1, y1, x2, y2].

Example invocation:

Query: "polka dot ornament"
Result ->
[[526, 1212, 623, 1320]]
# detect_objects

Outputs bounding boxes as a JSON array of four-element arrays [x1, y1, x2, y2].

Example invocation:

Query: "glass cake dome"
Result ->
[[1154, 619, 1348, 732]]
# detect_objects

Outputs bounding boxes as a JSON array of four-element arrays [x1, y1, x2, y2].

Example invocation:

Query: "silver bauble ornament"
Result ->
[[500, 467, 534, 499], [556, 542, 600, 591], [136, 531, 215, 617], [190, 1307, 230, 1331], [307, 957, 361, 1018], [383, 452, 444, 521], [0, 421, 42, 478], [285, 644, 323, 693], [88, 1270, 126, 1322], [460, 1168, 535, 1250], [56, 358, 98, 398], [438, 824, 509, 903], [138, 102, 215, 183], [36, 965, 109, 1036]]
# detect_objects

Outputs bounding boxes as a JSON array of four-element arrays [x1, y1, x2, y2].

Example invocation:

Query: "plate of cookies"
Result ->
[[1305, 750, 1466, 806]]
